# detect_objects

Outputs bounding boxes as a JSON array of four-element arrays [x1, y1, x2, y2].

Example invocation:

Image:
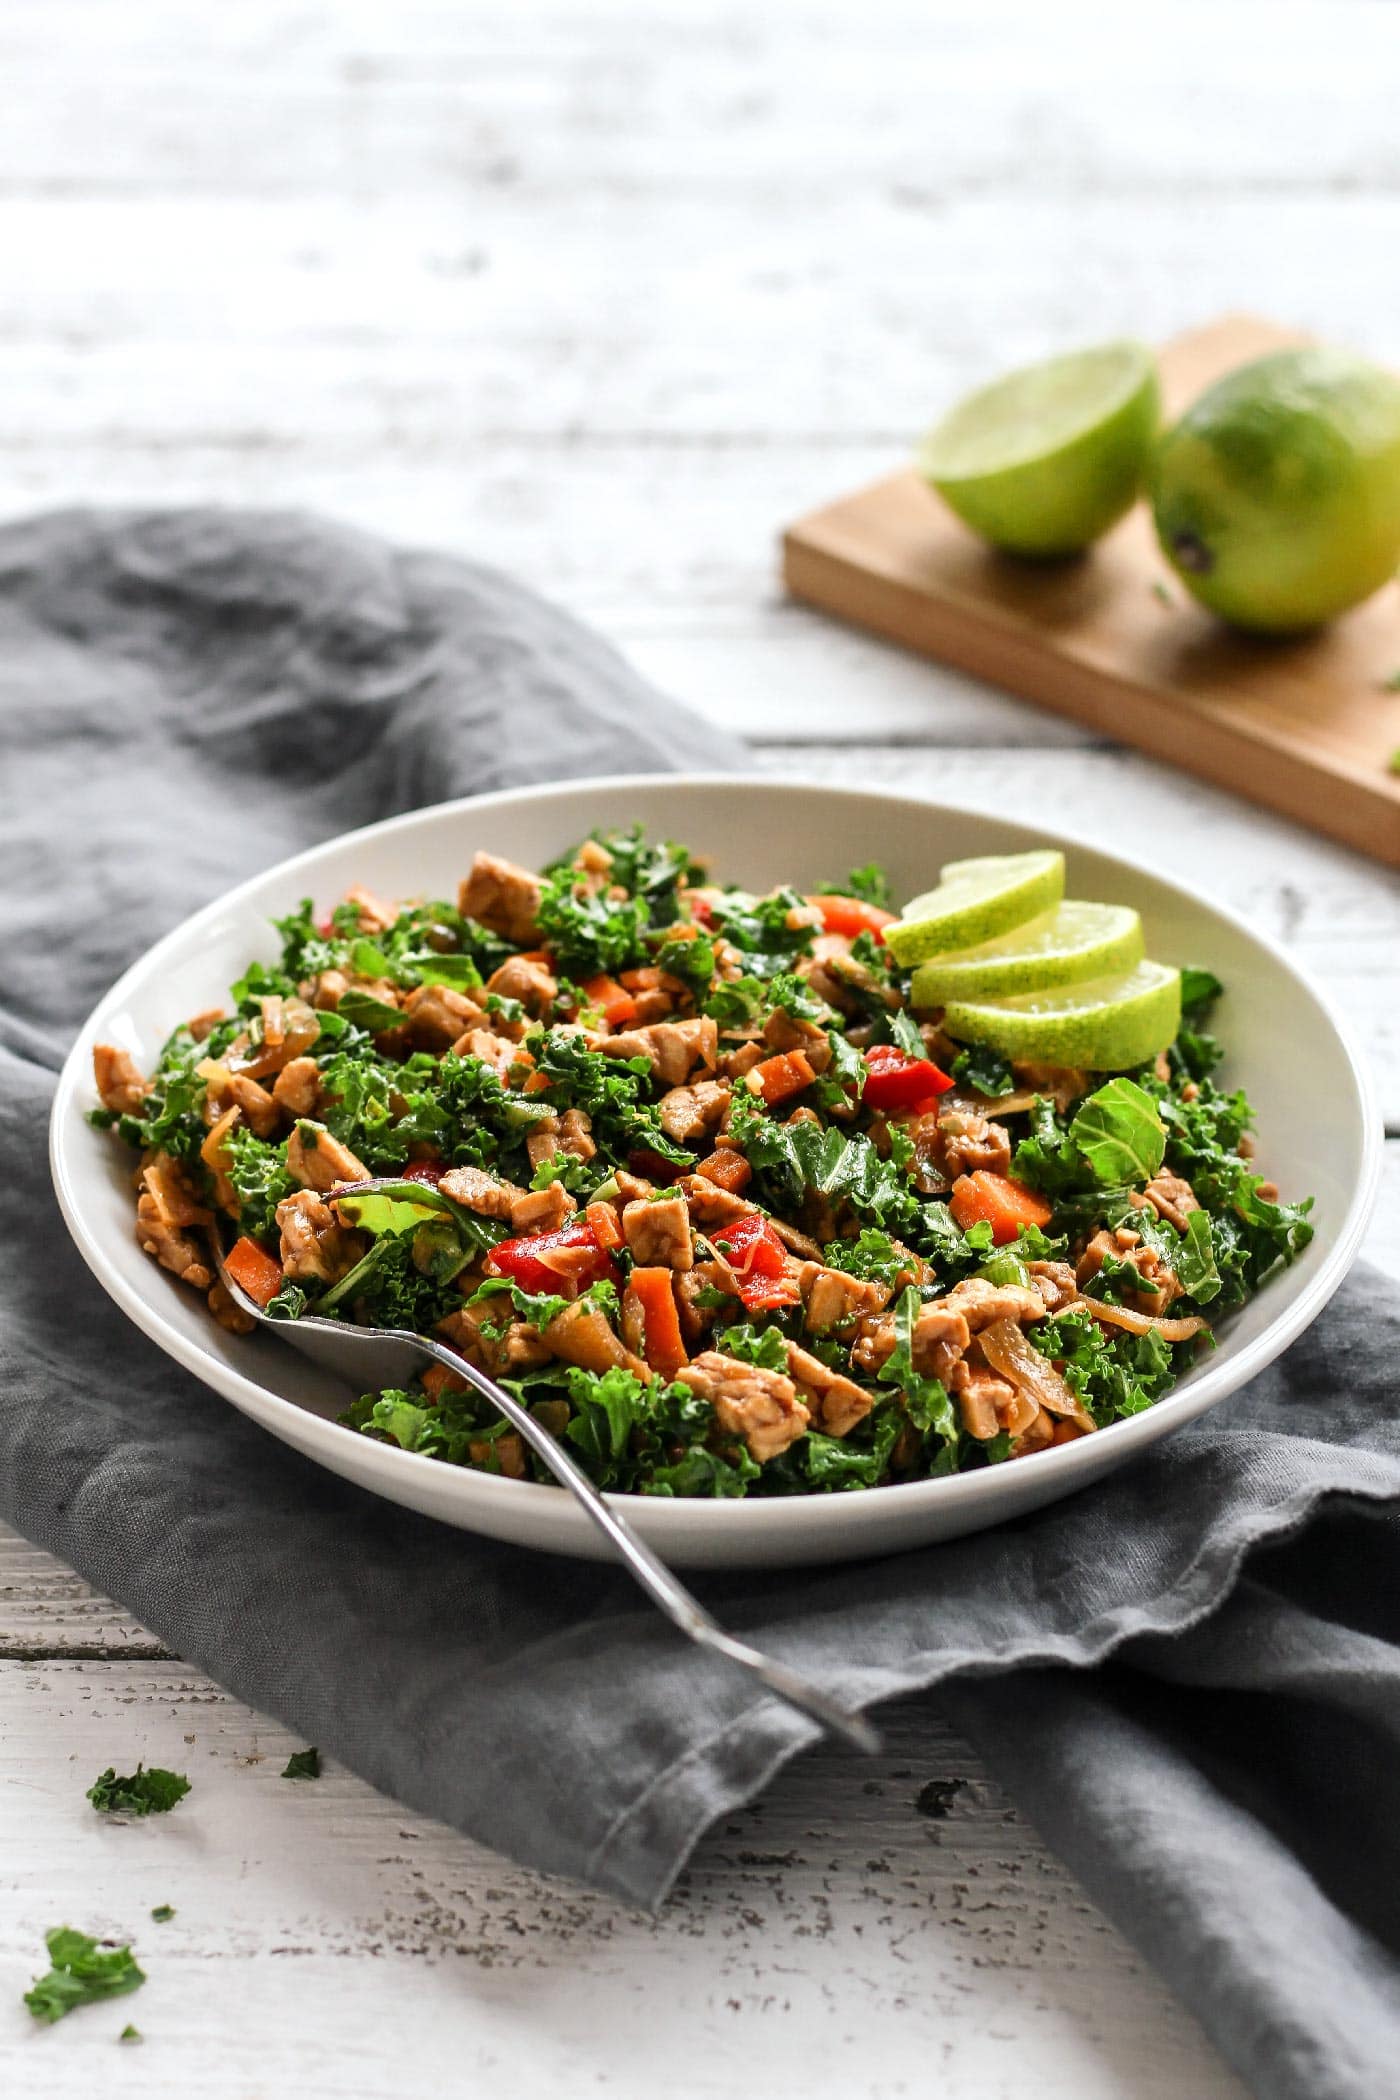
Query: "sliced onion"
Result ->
[[1080, 1300, 1208, 1343], [945, 1089, 1042, 1118], [535, 1242, 609, 1289], [770, 1216, 824, 1261], [200, 1103, 240, 1176], [978, 1317, 1097, 1434]]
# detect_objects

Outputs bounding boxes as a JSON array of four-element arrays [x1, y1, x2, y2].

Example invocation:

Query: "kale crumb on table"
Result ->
[[86, 1763, 191, 1816], [91, 828, 1313, 1499], [23, 1928, 146, 2025]]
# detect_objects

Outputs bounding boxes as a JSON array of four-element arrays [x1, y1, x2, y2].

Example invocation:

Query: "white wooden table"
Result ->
[[3, 5, 1398, 2092]]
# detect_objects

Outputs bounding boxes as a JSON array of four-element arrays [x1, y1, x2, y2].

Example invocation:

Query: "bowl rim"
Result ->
[[50, 771, 1384, 1538]]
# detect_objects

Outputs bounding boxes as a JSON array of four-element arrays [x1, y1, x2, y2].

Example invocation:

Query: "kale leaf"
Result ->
[[24, 1929, 146, 2025], [818, 860, 892, 909], [1030, 1307, 1181, 1425], [1068, 1078, 1167, 1185], [876, 1287, 958, 1443], [706, 887, 817, 977], [223, 1126, 295, 1242], [822, 1227, 910, 1288], [720, 1323, 790, 1371], [87, 1764, 191, 1817], [950, 1043, 1017, 1098], [529, 1028, 692, 1167], [537, 881, 650, 976]]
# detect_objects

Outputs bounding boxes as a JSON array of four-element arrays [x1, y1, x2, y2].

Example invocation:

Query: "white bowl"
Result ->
[[51, 776, 1381, 1568]]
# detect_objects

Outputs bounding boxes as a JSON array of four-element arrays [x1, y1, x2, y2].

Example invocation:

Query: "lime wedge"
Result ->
[[909, 901, 1144, 1005], [918, 341, 1160, 556], [941, 960, 1182, 1072], [885, 851, 1064, 967]]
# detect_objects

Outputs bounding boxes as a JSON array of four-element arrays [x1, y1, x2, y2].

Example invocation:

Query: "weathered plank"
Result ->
[[0, 0, 1396, 210], [0, 1661, 1244, 2100]]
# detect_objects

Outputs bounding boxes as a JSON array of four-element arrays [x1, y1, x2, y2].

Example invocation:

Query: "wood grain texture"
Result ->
[[785, 318, 1400, 864], [0, 1661, 1246, 2100]]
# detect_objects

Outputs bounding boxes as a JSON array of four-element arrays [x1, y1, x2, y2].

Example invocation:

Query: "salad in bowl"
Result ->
[[89, 825, 1313, 1504]]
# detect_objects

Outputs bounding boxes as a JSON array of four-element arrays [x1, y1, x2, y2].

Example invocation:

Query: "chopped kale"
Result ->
[[950, 1043, 1017, 1098], [720, 1323, 790, 1371], [281, 1747, 321, 1780], [87, 1765, 191, 1817], [818, 860, 892, 909], [24, 1930, 146, 2026], [706, 887, 817, 977], [876, 1287, 958, 1444], [822, 1227, 910, 1288], [529, 1027, 692, 1167], [223, 1126, 295, 1241], [1068, 1078, 1167, 1185], [537, 881, 650, 976], [1030, 1307, 1181, 1426]]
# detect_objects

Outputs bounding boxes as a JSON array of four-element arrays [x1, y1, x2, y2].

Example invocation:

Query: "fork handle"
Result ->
[[416, 1336, 878, 1756]]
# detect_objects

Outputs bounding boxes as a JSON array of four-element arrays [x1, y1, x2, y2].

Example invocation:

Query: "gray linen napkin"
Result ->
[[3, 508, 1397, 2100]]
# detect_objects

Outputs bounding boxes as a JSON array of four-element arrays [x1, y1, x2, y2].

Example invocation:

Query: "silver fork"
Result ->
[[209, 1233, 878, 1755]]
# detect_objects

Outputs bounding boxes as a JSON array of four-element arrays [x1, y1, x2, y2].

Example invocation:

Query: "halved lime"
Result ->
[[885, 851, 1064, 967], [941, 960, 1182, 1072], [909, 901, 1144, 1005], [918, 341, 1160, 556]]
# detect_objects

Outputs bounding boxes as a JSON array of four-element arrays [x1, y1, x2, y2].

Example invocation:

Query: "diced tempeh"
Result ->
[[221, 1071, 280, 1139], [278, 1189, 365, 1284], [93, 1043, 148, 1116], [272, 1055, 322, 1120], [403, 982, 488, 1052], [622, 1194, 694, 1272], [798, 1262, 889, 1333], [783, 1341, 873, 1439], [510, 1181, 577, 1233], [141, 1151, 211, 1230], [344, 881, 398, 933], [286, 1121, 369, 1193], [136, 1192, 211, 1292], [677, 1351, 809, 1463], [658, 1079, 730, 1145], [1142, 1171, 1201, 1234], [484, 954, 558, 1016], [439, 1164, 519, 1222], [597, 1017, 718, 1087], [458, 851, 544, 943]]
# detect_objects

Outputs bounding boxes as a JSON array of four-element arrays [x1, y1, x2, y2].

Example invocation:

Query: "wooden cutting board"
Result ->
[[782, 315, 1400, 868]]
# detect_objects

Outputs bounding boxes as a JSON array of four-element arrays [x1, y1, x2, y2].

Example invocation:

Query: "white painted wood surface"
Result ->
[[3, 3, 1397, 2093]]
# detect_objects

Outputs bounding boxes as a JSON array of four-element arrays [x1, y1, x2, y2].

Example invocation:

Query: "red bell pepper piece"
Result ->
[[711, 1211, 800, 1311], [487, 1217, 619, 1297], [861, 1042, 954, 1117], [807, 893, 896, 943], [399, 1160, 445, 1186]]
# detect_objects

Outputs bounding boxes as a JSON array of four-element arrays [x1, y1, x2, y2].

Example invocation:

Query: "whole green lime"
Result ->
[[1151, 347, 1400, 632], [917, 342, 1160, 557]]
